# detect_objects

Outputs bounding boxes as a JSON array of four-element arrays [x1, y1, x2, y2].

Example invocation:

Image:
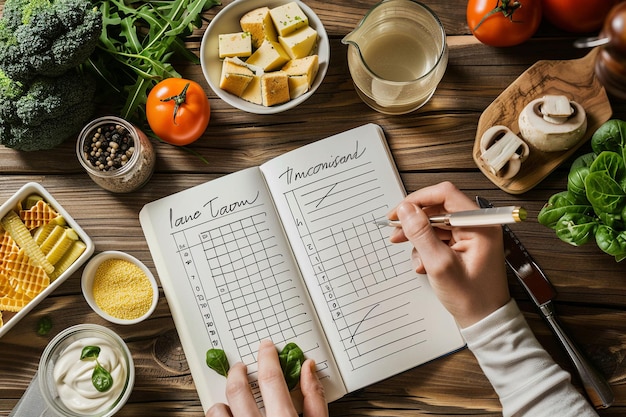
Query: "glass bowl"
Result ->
[[38, 324, 135, 417]]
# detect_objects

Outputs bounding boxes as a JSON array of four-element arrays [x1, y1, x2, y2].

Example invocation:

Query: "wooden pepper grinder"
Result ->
[[595, 2, 626, 100]]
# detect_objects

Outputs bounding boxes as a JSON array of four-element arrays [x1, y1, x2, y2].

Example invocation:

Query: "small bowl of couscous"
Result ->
[[81, 251, 158, 325]]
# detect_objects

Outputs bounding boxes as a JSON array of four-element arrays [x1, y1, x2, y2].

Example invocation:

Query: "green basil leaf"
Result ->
[[36, 316, 53, 336], [567, 166, 590, 204], [595, 225, 626, 260], [92, 363, 114, 392], [555, 213, 598, 246], [585, 171, 626, 214], [206, 349, 230, 377], [279, 343, 305, 391], [537, 191, 592, 229], [591, 119, 626, 154], [80, 346, 101, 361]]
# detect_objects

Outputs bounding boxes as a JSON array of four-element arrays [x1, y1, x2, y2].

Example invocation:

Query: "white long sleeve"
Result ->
[[460, 299, 598, 417]]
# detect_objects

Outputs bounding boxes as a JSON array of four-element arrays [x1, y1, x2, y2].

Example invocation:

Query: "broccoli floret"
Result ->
[[0, 0, 102, 82], [0, 69, 96, 151]]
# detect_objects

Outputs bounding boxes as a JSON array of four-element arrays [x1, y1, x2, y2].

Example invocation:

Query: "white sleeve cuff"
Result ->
[[460, 299, 597, 417]]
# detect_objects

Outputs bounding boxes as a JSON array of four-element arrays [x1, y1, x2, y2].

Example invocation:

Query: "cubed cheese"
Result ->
[[240, 7, 277, 49], [287, 74, 309, 99], [241, 74, 263, 105], [219, 57, 254, 97], [282, 55, 319, 86], [245, 40, 290, 71], [218, 32, 253, 58], [269, 2, 308, 36], [261, 71, 290, 106], [278, 25, 317, 59]]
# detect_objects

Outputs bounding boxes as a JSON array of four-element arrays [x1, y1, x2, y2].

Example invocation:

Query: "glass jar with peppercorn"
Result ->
[[76, 116, 156, 193]]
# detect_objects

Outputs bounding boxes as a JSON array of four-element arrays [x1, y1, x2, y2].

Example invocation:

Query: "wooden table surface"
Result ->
[[2, 0, 626, 416]]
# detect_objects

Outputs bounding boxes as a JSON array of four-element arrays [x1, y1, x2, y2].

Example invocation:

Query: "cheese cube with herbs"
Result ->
[[286, 74, 309, 99], [282, 55, 319, 85], [246, 40, 290, 71], [282, 55, 319, 99], [269, 2, 309, 36], [278, 25, 317, 59], [240, 7, 277, 49], [218, 32, 253, 58], [220, 57, 254, 96], [241, 74, 263, 105], [261, 71, 290, 106]]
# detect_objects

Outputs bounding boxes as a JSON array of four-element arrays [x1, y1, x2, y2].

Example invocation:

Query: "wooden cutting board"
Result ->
[[473, 48, 613, 194]]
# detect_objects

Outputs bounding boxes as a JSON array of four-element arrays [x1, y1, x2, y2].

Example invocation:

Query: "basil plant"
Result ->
[[538, 119, 626, 262]]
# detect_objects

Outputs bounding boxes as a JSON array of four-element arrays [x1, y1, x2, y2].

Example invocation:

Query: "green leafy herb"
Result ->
[[278, 343, 305, 391], [88, 0, 220, 124], [206, 348, 230, 377], [80, 346, 114, 392], [538, 119, 626, 261], [36, 316, 53, 336]]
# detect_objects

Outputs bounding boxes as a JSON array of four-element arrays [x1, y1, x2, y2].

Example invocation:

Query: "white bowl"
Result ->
[[0, 182, 95, 338], [200, 0, 330, 114], [38, 324, 135, 417], [81, 251, 158, 325]]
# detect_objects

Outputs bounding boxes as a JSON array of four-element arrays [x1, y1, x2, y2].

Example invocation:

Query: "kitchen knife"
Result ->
[[477, 196, 614, 409]]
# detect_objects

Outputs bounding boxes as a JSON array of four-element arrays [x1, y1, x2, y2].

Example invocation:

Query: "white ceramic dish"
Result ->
[[200, 0, 330, 114], [0, 182, 95, 338], [81, 251, 158, 325]]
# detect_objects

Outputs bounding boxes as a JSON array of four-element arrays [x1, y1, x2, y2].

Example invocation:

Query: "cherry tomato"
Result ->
[[542, 0, 618, 33], [146, 78, 210, 146], [467, 0, 542, 47]]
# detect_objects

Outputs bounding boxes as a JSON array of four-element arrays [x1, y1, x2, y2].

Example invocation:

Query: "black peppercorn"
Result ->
[[83, 124, 136, 171]]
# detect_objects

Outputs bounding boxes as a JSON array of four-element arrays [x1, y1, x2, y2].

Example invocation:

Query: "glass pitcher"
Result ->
[[342, 0, 448, 115]]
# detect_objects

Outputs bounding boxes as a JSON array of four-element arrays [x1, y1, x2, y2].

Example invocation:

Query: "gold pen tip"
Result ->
[[514, 207, 527, 222]]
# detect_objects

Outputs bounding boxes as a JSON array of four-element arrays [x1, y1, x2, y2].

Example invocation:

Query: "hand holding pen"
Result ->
[[376, 205, 526, 228], [386, 181, 511, 328]]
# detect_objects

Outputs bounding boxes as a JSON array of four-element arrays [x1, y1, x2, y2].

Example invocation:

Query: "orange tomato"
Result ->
[[467, 0, 542, 47], [146, 78, 210, 146]]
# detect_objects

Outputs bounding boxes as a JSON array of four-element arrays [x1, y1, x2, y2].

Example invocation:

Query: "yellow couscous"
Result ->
[[93, 259, 153, 320]]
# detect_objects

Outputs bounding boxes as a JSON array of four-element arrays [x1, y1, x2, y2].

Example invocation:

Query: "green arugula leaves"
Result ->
[[88, 0, 220, 123]]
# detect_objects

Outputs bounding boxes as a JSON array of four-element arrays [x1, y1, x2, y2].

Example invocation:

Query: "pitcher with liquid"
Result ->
[[342, 0, 448, 115]]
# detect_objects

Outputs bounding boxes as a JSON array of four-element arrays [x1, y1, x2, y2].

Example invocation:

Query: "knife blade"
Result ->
[[476, 196, 614, 409]]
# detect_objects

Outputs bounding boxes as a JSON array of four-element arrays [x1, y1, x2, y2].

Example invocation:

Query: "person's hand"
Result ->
[[205, 339, 328, 417], [387, 181, 510, 328]]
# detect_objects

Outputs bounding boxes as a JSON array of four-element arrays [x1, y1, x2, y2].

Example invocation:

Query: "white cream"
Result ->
[[53, 336, 127, 415]]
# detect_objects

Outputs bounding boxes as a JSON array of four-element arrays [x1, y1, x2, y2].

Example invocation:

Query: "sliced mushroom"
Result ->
[[480, 125, 530, 179], [518, 95, 587, 152]]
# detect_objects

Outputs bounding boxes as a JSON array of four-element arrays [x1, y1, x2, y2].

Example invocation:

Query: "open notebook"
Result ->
[[139, 123, 465, 413]]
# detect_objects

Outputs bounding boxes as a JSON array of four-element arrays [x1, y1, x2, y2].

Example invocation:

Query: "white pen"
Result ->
[[374, 206, 526, 228]]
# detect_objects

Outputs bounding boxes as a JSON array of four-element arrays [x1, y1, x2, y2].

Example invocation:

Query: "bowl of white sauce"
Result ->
[[38, 324, 134, 417]]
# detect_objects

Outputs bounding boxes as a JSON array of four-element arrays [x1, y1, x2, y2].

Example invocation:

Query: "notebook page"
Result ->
[[139, 167, 346, 413], [260, 124, 464, 392]]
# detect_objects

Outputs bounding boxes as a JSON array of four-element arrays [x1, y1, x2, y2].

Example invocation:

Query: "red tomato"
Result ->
[[146, 78, 211, 146], [467, 0, 542, 47], [542, 0, 619, 33]]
